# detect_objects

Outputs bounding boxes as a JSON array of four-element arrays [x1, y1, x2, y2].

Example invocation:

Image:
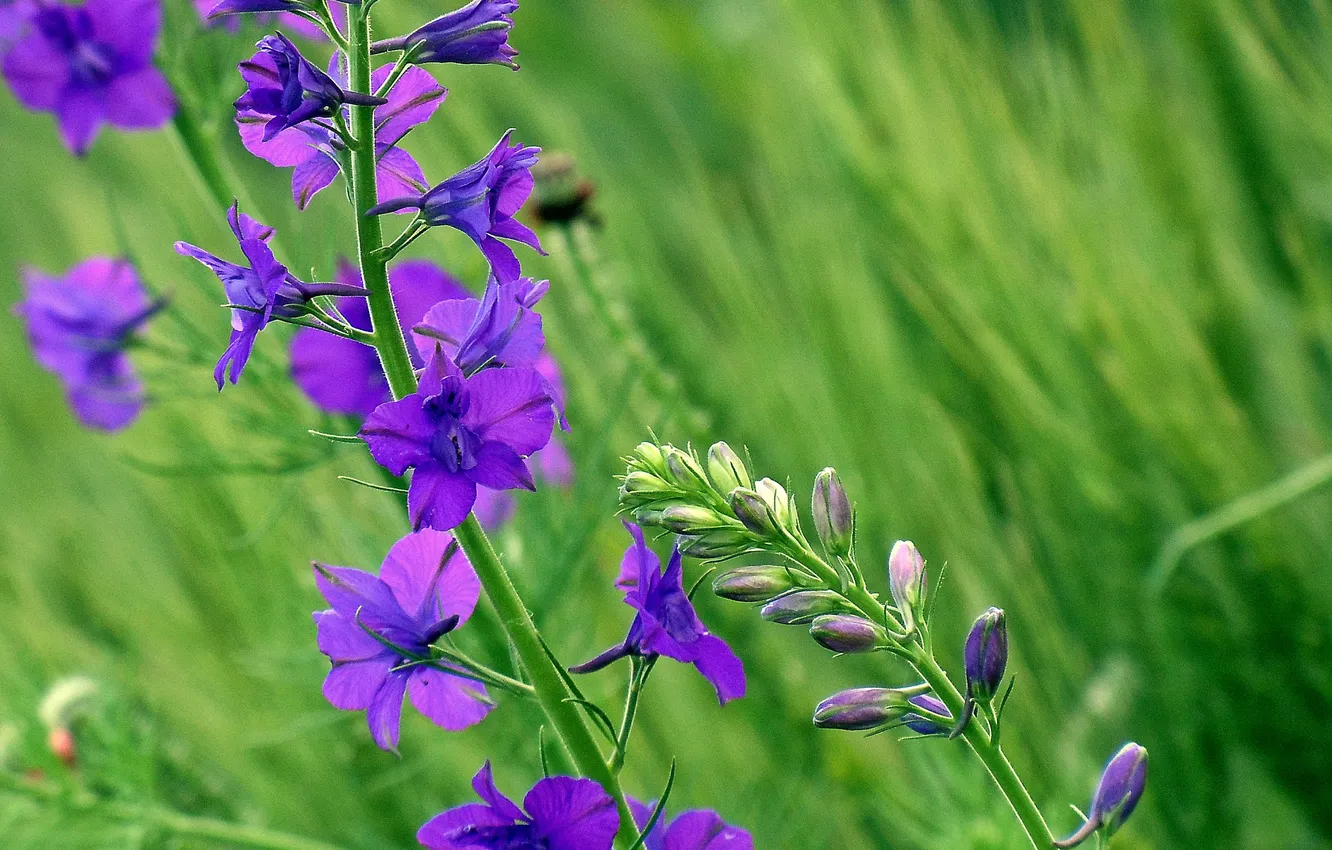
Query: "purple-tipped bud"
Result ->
[[888, 540, 928, 632], [810, 615, 886, 653], [964, 607, 1008, 703], [660, 504, 728, 535], [707, 441, 751, 494], [813, 687, 911, 731], [729, 487, 776, 536], [371, 0, 519, 69], [760, 590, 847, 625], [713, 566, 806, 603], [664, 446, 709, 491], [1055, 743, 1149, 848], [812, 468, 854, 558], [902, 694, 953, 736]]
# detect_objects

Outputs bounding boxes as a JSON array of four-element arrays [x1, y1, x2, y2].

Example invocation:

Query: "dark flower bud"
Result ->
[[660, 505, 728, 535], [812, 468, 854, 558], [370, 0, 519, 69], [1055, 743, 1149, 848], [729, 487, 776, 536], [713, 565, 806, 603], [813, 687, 912, 731], [902, 694, 953, 736], [964, 607, 1008, 703], [810, 614, 886, 653], [888, 540, 928, 632], [528, 152, 600, 227], [707, 441, 751, 494], [760, 590, 847, 625], [664, 446, 710, 491]]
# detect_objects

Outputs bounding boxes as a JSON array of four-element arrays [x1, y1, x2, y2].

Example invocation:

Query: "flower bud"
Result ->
[[678, 529, 752, 559], [729, 487, 776, 536], [813, 687, 911, 731], [888, 540, 928, 632], [809, 614, 886, 653], [760, 590, 847, 625], [707, 442, 751, 494], [664, 446, 710, 491], [713, 565, 805, 603], [902, 694, 953, 736], [754, 478, 792, 529], [661, 504, 727, 535], [622, 470, 670, 494], [964, 607, 1008, 703], [1055, 743, 1149, 848], [812, 468, 854, 558], [632, 442, 668, 475]]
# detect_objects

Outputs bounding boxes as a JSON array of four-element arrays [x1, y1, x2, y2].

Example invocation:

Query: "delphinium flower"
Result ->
[[371, 0, 519, 69], [15, 258, 163, 431], [367, 130, 544, 283], [174, 203, 371, 388], [0, 0, 34, 54], [235, 32, 385, 141], [1, 0, 175, 155], [290, 259, 468, 416], [412, 276, 547, 376], [192, 0, 333, 40], [313, 529, 493, 751], [417, 761, 619, 850], [237, 60, 444, 210], [360, 348, 556, 531], [570, 523, 745, 705], [1055, 743, 1149, 848], [629, 800, 753, 850]]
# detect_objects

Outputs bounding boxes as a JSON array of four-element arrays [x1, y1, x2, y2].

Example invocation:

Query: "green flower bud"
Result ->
[[707, 442, 751, 494], [755, 478, 793, 529], [760, 590, 848, 625], [678, 529, 754, 559], [888, 540, 928, 633], [812, 468, 854, 558], [713, 565, 808, 603], [661, 504, 729, 535], [728, 487, 777, 536], [664, 446, 710, 491], [633, 442, 668, 475], [622, 470, 670, 494]]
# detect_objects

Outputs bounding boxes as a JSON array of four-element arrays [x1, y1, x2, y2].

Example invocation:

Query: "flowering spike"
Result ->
[[1054, 743, 1149, 848], [707, 441, 751, 494], [812, 468, 854, 558], [813, 687, 913, 731], [964, 607, 1008, 703], [888, 540, 928, 633], [759, 590, 848, 625]]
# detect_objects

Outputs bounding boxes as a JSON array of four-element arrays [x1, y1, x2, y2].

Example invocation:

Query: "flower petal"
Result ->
[[322, 655, 394, 711], [471, 761, 527, 823], [314, 609, 385, 662], [408, 464, 477, 532], [691, 635, 747, 706], [469, 441, 535, 492], [56, 85, 107, 156], [407, 667, 492, 732], [524, 777, 620, 850], [664, 810, 753, 850], [379, 529, 479, 624], [361, 394, 434, 476], [366, 670, 409, 751], [417, 803, 513, 850], [462, 367, 554, 456], [292, 152, 341, 209], [374, 65, 446, 147], [290, 328, 387, 416], [105, 67, 174, 130]]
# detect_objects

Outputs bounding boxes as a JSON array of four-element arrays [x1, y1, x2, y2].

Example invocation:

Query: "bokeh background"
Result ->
[[2, 0, 1331, 847]]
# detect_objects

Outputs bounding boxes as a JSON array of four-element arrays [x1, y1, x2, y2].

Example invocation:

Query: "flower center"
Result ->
[[69, 40, 116, 87], [424, 378, 481, 473]]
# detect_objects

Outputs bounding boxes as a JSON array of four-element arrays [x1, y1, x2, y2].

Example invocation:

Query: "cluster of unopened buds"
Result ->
[[621, 440, 1148, 848]]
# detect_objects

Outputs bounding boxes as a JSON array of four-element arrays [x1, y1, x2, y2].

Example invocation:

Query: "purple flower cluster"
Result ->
[[14, 258, 162, 431]]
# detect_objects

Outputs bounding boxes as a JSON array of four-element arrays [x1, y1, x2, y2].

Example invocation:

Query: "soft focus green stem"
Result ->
[[145, 808, 346, 850], [453, 516, 640, 848], [347, 6, 417, 400], [170, 105, 232, 213]]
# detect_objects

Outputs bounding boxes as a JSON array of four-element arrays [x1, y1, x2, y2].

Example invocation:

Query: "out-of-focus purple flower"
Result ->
[[360, 349, 555, 531], [1, 0, 175, 155], [570, 523, 745, 705], [174, 203, 369, 388], [192, 0, 333, 40], [15, 258, 162, 431], [372, 0, 518, 69], [0, 0, 35, 54], [238, 59, 443, 210], [367, 130, 544, 282], [290, 259, 468, 416], [1055, 743, 1148, 848], [313, 529, 492, 752], [902, 694, 952, 736], [417, 761, 619, 850], [235, 32, 384, 141], [204, 0, 357, 20], [963, 606, 1007, 703], [628, 800, 753, 850], [413, 276, 546, 376]]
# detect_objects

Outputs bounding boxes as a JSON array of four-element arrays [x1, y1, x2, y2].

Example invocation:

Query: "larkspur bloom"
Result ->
[[367, 130, 544, 283], [417, 761, 619, 850], [371, 0, 519, 69], [238, 59, 443, 209], [313, 529, 493, 751], [360, 349, 555, 531], [963, 606, 1008, 703], [192, 0, 333, 40], [1055, 743, 1149, 848], [290, 259, 468, 416], [0, 0, 34, 54], [629, 800, 753, 850], [413, 276, 547, 377], [174, 203, 370, 388], [1, 0, 175, 155], [570, 523, 745, 705], [235, 32, 384, 142], [15, 258, 163, 431]]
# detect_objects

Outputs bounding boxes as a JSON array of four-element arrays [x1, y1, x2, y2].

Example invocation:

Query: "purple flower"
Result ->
[[570, 523, 745, 705], [192, 0, 332, 40], [413, 276, 546, 376], [1055, 743, 1148, 848], [314, 529, 493, 752], [290, 259, 468, 416], [1, 0, 175, 155], [0, 1, 35, 54], [902, 694, 952, 736], [360, 349, 555, 532], [235, 32, 383, 141], [368, 130, 544, 283], [174, 203, 370, 388], [629, 800, 753, 850], [963, 606, 1007, 703], [14, 257, 162, 431], [417, 761, 619, 850], [812, 687, 913, 731], [372, 0, 519, 69], [238, 58, 443, 210]]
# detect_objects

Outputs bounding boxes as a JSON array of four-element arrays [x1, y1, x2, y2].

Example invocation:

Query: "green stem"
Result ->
[[145, 807, 346, 850], [453, 515, 640, 848], [170, 105, 233, 214], [346, 6, 417, 400]]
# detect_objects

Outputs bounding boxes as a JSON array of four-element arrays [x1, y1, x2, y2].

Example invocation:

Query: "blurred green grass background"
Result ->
[[2, 0, 1332, 847]]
